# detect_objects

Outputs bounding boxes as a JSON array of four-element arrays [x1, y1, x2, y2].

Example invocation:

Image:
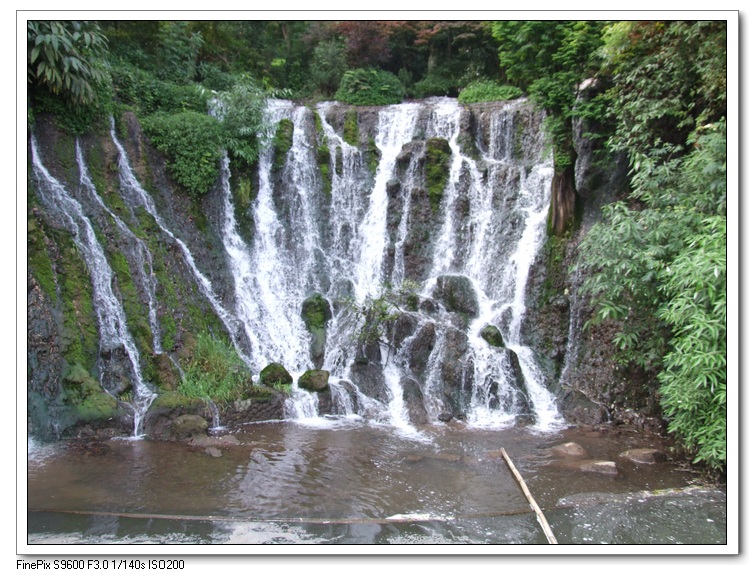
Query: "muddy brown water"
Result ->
[[26, 419, 727, 545]]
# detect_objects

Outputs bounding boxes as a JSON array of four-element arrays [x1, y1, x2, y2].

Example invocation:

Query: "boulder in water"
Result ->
[[171, 414, 208, 439], [432, 275, 479, 318], [552, 442, 588, 458], [480, 324, 505, 348], [298, 370, 330, 392], [620, 448, 667, 464], [578, 460, 619, 476], [259, 363, 293, 388]]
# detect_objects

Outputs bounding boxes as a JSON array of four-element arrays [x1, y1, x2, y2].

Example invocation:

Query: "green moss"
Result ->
[[366, 139, 381, 175], [150, 390, 203, 410], [480, 325, 505, 348], [107, 249, 152, 356], [343, 109, 359, 146], [259, 362, 293, 388], [61, 363, 119, 422], [313, 109, 324, 139], [425, 138, 452, 212], [316, 145, 332, 197], [27, 216, 57, 301], [273, 118, 294, 171], [58, 236, 99, 368], [301, 293, 332, 332]]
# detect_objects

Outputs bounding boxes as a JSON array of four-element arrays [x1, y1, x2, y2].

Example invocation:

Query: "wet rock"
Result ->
[[298, 370, 330, 392], [559, 390, 609, 425], [390, 313, 419, 350], [438, 412, 454, 422], [171, 414, 208, 439], [552, 442, 588, 458], [401, 376, 428, 425], [259, 363, 293, 387], [205, 447, 222, 458], [407, 322, 437, 375], [432, 275, 479, 318], [301, 294, 332, 369], [578, 460, 618, 476], [480, 324, 505, 348], [349, 353, 388, 403], [620, 448, 667, 464]]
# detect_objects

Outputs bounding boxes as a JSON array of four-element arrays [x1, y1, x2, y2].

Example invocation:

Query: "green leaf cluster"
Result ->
[[141, 111, 224, 196], [215, 77, 269, 165], [28, 21, 110, 107], [335, 68, 405, 106]]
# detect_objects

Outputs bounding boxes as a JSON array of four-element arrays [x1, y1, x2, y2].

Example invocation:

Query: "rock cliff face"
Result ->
[[27, 97, 653, 440]]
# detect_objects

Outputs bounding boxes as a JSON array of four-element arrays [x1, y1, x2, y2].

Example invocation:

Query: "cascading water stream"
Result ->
[[75, 141, 162, 355], [108, 119, 249, 364], [30, 136, 156, 437], [353, 103, 420, 303]]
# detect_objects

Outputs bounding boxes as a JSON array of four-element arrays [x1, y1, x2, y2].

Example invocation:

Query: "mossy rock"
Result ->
[[273, 118, 294, 171], [298, 369, 330, 392], [301, 293, 333, 332], [259, 362, 293, 387], [171, 414, 208, 439], [61, 364, 120, 422], [343, 109, 359, 146], [150, 391, 204, 411], [425, 137, 452, 212], [480, 325, 505, 348]]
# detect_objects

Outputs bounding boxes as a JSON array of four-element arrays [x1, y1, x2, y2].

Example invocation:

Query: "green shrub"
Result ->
[[111, 63, 209, 116], [458, 80, 523, 104], [141, 111, 223, 196], [178, 333, 250, 402], [411, 72, 458, 99], [335, 68, 404, 106]]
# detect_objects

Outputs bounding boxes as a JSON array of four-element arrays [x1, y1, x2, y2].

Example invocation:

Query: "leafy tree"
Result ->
[[28, 20, 110, 107], [310, 38, 348, 96], [490, 21, 605, 235], [215, 77, 269, 165]]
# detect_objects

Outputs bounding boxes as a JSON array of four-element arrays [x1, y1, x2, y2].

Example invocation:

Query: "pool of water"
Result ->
[[25, 419, 727, 546]]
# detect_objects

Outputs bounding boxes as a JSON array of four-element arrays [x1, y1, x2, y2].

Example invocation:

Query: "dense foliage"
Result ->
[[578, 21, 727, 471], [334, 68, 405, 106], [457, 80, 522, 104], [28, 21, 110, 107], [140, 111, 223, 196]]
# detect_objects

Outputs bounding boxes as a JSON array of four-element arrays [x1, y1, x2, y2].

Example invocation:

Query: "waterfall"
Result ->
[[231, 97, 563, 430], [30, 137, 156, 437], [30, 97, 564, 437]]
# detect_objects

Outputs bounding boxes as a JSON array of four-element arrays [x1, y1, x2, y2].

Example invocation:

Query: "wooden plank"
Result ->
[[500, 447, 558, 544]]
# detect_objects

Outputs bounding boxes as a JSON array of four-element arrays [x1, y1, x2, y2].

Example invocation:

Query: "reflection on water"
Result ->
[[27, 421, 726, 545]]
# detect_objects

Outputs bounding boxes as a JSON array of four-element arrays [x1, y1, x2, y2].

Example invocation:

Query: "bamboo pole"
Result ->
[[500, 447, 558, 544]]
